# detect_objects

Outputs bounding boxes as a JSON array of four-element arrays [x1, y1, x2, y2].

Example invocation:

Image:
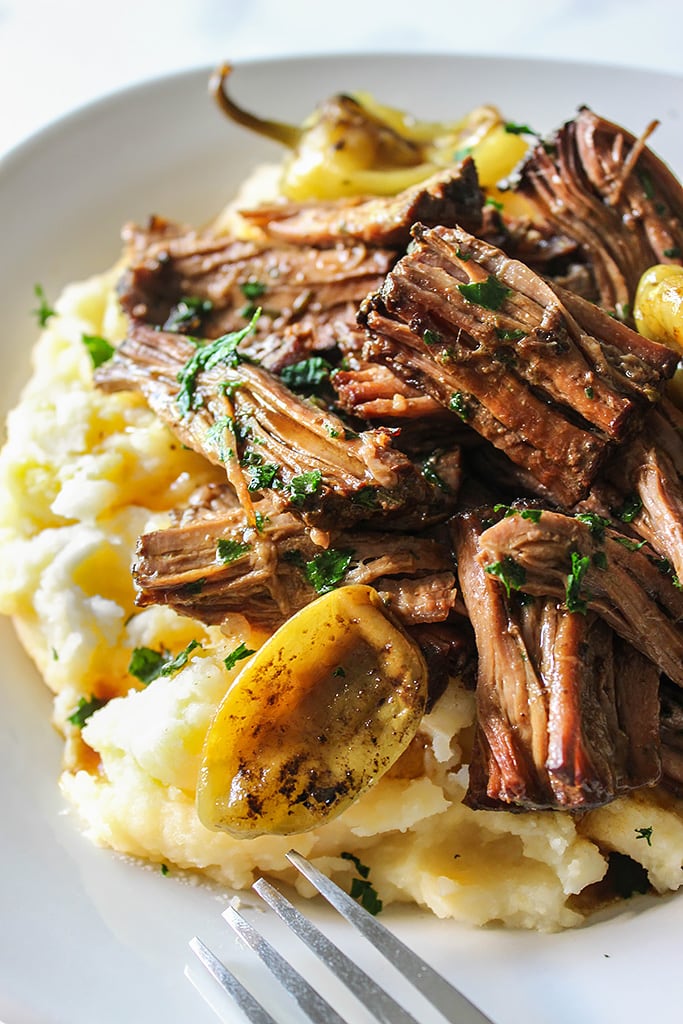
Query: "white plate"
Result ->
[[1, 53, 682, 1024]]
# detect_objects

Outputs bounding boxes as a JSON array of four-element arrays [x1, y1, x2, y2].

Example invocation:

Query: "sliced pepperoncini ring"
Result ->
[[210, 64, 529, 200], [197, 584, 428, 837], [634, 263, 683, 354]]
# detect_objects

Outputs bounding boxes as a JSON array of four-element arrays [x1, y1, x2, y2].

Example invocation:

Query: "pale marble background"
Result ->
[[0, 0, 681, 159]]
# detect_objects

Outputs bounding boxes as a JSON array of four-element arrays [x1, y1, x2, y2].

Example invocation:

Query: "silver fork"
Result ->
[[190, 849, 494, 1024]]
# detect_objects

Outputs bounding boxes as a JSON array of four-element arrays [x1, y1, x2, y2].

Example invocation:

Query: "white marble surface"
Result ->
[[1, 0, 681, 160]]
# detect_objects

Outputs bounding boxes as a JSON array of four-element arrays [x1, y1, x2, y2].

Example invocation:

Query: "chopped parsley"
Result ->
[[613, 493, 643, 524], [163, 296, 213, 333], [423, 328, 442, 347], [585, 386, 595, 399], [493, 503, 543, 524], [422, 454, 451, 492], [128, 639, 202, 684], [638, 170, 655, 200], [216, 538, 251, 564], [289, 469, 323, 507], [224, 641, 256, 671], [592, 550, 608, 570], [340, 852, 382, 915], [504, 121, 537, 136], [205, 416, 236, 463], [484, 556, 527, 598], [351, 486, 379, 509], [247, 462, 280, 491], [495, 327, 526, 342], [176, 311, 259, 416], [493, 346, 517, 367], [613, 536, 647, 552], [457, 275, 511, 312], [485, 196, 504, 212], [454, 145, 473, 162], [68, 695, 107, 728], [182, 578, 206, 595], [128, 646, 169, 685], [455, 247, 472, 261], [33, 283, 55, 327], [219, 380, 242, 399], [240, 279, 267, 300], [279, 356, 332, 392], [663, 246, 681, 259], [565, 550, 590, 614], [575, 512, 612, 541], [304, 548, 353, 594], [160, 863, 170, 876], [449, 391, 471, 421], [282, 548, 305, 569], [635, 826, 653, 846], [82, 333, 115, 368], [254, 510, 269, 532], [332, 666, 346, 677]]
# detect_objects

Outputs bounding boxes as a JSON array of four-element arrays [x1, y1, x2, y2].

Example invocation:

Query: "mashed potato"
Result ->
[[2, 187, 683, 932]]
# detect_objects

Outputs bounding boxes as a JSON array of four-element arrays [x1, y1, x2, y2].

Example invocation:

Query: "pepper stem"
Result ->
[[209, 64, 302, 149]]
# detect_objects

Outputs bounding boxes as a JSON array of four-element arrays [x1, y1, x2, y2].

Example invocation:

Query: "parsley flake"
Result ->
[[493, 503, 543, 523], [33, 283, 55, 327], [289, 469, 323, 507], [495, 327, 526, 342], [575, 512, 612, 541], [458, 275, 511, 311], [305, 548, 353, 594], [82, 333, 115, 369], [176, 311, 259, 416], [422, 455, 452, 492], [592, 550, 608, 570], [279, 356, 332, 392], [224, 641, 256, 671], [504, 121, 537, 136], [635, 826, 653, 846], [613, 536, 647, 552], [240, 280, 266, 300], [613, 493, 643, 524], [163, 296, 213, 333], [128, 646, 169, 685], [484, 556, 527, 597], [216, 538, 251, 564], [638, 170, 655, 200], [565, 550, 590, 614], [129, 640, 202, 684], [247, 462, 280, 492], [205, 416, 236, 463], [449, 391, 471, 421], [68, 695, 107, 728], [340, 852, 382, 915], [351, 487, 379, 510], [423, 328, 442, 347]]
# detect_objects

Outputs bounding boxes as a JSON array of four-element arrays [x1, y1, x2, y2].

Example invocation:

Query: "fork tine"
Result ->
[[286, 850, 494, 1024], [189, 935, 278, 1024], [223, 904, 349, 1024], [253, 877, 420, 1024]]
